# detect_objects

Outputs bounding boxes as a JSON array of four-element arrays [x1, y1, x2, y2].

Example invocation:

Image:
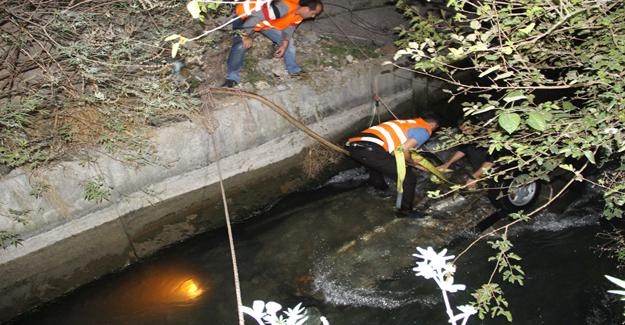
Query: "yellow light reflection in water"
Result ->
[[107, 267, 209, 316], [177, 279, 203, 300]]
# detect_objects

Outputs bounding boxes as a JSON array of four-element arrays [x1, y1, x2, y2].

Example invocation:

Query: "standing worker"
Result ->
[[346, 116, 440, 218], [222, 0, 324, 87]]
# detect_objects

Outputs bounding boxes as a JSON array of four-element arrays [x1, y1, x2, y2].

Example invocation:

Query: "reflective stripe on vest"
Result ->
[[237, 0, 268, 16], [235, 0, 302, 31], [347, 118, 432, 153]]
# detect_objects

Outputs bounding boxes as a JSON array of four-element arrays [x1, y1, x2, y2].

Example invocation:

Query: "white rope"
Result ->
[[202, 88, 244, 325], [210, 133, 245, 325]]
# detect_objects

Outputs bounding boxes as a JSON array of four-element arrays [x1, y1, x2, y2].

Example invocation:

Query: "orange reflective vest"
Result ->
[[235, 0, 303, 31], [348, 118, 432, 153]]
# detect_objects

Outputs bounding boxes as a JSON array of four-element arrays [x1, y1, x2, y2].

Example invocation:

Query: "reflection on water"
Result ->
[[12, 170, 625, 324], [110, 269, 207, 308]]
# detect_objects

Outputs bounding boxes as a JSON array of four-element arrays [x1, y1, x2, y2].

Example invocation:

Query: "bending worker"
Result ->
[[438, 145, 493, 189], [437, 122, 494, 189], [222, 0, 323, 87], [346, 116, 440, 218]]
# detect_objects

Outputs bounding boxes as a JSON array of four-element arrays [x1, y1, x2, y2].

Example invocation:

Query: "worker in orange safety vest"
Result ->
[[222, 0, 323, 87], [346, 116, 440, 218]]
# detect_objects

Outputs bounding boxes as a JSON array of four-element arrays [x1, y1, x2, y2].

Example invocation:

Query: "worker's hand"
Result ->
[[242, 35, 253, 49], [437, 164, 452, 173], [274, 40, 288, 58]]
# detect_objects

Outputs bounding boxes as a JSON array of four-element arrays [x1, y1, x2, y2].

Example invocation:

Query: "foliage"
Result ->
[[0, 99, 53, 168], [597, 228, 625, 269], [471, 283, 511, 322], [0, 209, 29, 249], [83, 176, 111, 204], [395, 0, 624, 320], [394, 0, 625, 212], [29, 180, 51, 199], [0, 230, 22, 249], [1, 0, 206, 170], [487, 233, 524, 286]]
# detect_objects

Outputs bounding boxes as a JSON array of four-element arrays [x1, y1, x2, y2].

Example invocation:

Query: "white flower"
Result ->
[[451, 305, 478, 325], [413, 247, 473, 325], [413, 247, 455, 271], [413, 261, 437, 279], [413, 247, 457, 282], [265, 301, 282, 317], [606, 275, 625, 301], [242, 300, 328, 325], [284, 303, 308, 325], [457, 305, 477, 315], [439, 276, 466, 293], [241, 300, 268, 324]]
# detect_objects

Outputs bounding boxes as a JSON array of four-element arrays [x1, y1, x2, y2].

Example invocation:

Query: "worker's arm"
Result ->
[[438, 150, 466, 171], [402, 138, 419, 166], [466, 161, 494, 189], [239, 2, 290, 49], [402, 127, 431, 170], [275, 23, 297, 57]]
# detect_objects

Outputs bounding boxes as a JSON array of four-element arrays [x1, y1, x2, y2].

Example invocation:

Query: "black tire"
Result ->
[[488, 173, 542, 212]]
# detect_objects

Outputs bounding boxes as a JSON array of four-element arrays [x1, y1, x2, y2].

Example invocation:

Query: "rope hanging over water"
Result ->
[[201, 89, 245, 325]]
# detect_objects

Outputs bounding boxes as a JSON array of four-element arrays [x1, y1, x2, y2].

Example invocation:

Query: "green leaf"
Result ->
[[470, 20, 482, 30], [494, 71, 514, 80], [583, 150, 596, 164], [519, 22, 535, 35], [499, 113, 521, 134], [527, 111, 548, 131], [503, 91, 526, 103], [559, 164, 576, 172], [562, 101, 576, 111], [171, 42, 180, 58], [186, 0, 201, 18], [448, 47, 464, 57], [164, 34, 180, 42], [479, 64, 501, 78]]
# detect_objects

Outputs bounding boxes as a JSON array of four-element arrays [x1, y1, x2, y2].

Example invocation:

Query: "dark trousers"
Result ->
[[347, 143, 418, 210]]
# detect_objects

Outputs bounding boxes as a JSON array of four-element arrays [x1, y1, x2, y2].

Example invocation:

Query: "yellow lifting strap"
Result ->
[[393, 147, 406, 208], [393, 147, 456, 202], [393, 147, 406, 193], [411, 151, 456, 185]]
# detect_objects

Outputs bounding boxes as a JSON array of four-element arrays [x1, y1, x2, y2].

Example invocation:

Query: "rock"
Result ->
[[298, 30, 320, 46], [256, 59, 288, 78], [254, 80, 271, 90], [304, 306, 326, 325], [0, 164, 12, 177], [271, 66, 288, 78], [346, 55, 354, 63]]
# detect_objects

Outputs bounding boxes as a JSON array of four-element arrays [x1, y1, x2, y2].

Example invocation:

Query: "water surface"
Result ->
[[13, 170, 623, 324]]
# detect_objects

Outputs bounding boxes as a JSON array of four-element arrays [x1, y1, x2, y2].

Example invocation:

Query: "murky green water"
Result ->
[[12, 169, 624, 324]]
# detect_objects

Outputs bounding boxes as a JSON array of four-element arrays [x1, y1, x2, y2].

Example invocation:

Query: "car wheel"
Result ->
[[488, 173, 542, 212]]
